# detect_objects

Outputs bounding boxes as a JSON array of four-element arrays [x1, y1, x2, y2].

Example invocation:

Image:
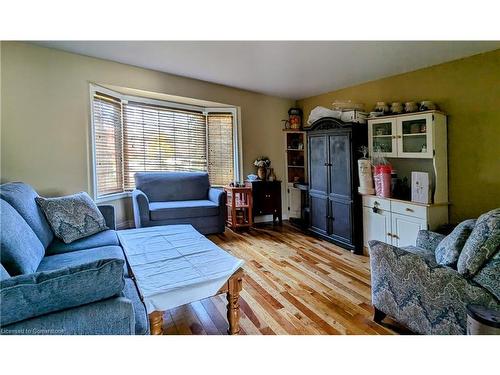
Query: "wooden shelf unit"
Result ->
[[224, 186, 253, 230], [284, 130, 307, 220]]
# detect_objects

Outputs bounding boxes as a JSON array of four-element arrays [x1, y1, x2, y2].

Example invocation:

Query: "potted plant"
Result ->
[[254, 156, 271, 180]]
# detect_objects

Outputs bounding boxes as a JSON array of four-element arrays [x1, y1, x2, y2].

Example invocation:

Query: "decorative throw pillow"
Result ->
[[473, 250, 500, 300], [435, 219, 476, 267], [457, 208, 500, 277], [36, 192, 108, 244]]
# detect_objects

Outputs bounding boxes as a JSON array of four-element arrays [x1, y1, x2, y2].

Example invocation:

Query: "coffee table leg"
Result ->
[[149, 311, 164, 335], [226, 273, 243, 335]]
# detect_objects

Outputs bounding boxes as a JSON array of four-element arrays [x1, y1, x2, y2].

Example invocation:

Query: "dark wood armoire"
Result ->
[[306, 117, 367, 254]]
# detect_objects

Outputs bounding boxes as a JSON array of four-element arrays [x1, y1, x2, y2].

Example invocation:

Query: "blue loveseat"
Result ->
[[132, 172, 226, 234], [0, 182, 149, 335]]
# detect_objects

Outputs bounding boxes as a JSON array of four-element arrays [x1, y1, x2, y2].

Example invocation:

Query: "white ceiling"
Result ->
[[34, 41, 499, 100]]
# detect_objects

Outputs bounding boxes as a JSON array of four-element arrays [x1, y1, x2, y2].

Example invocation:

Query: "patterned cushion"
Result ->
[[473, 251, 500, 300], [416, 230, 446, 252], [401, 245, 437, 263], [457, 208, 500, 277], [36, 192, 108, 244], [435, 219, 476, 267]]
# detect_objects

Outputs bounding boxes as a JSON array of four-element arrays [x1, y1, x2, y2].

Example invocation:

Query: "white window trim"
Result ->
[[89, 84, 242, 202]]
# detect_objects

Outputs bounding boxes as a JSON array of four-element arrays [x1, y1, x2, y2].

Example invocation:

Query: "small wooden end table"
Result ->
[[224, 185, 253, 231]]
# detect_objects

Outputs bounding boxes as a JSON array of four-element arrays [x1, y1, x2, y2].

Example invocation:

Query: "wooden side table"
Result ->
[[224, 186, 253, 231]]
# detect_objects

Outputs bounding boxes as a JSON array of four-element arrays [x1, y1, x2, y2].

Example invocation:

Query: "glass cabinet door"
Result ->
[[368, 118, 397, 158], [397, 114, 433, 158]]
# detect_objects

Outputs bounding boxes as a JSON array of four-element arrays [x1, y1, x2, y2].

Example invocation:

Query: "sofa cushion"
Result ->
[[122, 278, 149, 335], [135, 172, 210, 202], [401, 245, 437, 264], [457, 208, 500, 277], [38, 245, 128, 277], [36, 192, 108, 244], [46, 230, 119, 255], [149, 200, 219, 221], [0, 182, 54, 248], [435, 219, 476, 267], [1, 200, 45, 276], [1, 264, 11, 281], [473, 251, 500, 300], [0, 258, 125, 327], [1, 297, 134, 335]]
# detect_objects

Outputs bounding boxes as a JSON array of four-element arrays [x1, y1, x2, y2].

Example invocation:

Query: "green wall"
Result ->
[[297, 49, 500, 223]]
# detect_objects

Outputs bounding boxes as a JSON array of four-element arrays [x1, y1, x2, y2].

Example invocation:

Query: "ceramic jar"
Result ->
[[374, 102, 390, 113], [420, 101, 437, 111], [390, 102, 403, 114], [404, 101, 418, 113]]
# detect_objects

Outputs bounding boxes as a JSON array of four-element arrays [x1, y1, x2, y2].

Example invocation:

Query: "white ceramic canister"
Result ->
[[358, 159, 375, 195]]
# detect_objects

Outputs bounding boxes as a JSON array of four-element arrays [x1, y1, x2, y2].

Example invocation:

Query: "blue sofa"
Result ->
[[132, 172, 226, 234], [0, 182, 149, 335]]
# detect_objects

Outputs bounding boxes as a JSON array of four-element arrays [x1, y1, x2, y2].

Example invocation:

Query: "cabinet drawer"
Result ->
[[391, 201, 427, 220], [362, 195, 390, 211]]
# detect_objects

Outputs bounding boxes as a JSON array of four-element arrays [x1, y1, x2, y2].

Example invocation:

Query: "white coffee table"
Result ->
[[117, 225, 244, 335]]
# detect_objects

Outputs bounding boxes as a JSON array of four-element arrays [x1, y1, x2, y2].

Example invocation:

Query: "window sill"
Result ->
[[95, 192, 131, 204]]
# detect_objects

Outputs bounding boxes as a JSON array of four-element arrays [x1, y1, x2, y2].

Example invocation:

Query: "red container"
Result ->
[[374, 165, 392, 198]]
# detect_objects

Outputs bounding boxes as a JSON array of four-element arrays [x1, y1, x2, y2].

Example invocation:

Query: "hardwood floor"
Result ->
[[159, 223, 400, 335]]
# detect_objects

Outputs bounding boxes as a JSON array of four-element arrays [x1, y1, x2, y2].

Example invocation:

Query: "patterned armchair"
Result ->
[[369, 208, 500, 334]]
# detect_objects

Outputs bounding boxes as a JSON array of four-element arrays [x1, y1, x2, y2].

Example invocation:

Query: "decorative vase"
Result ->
[[357, 159, 374, 195], [257, 167, 267, 180], [268, 168, 276, 182]]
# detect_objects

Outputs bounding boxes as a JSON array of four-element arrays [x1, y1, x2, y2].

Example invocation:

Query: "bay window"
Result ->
[[90, 85, 239, 199]]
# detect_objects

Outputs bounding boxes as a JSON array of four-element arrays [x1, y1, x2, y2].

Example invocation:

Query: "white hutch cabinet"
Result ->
[[363, 110, 449, 252], [362, 195, 448, 248], [368, 111, 446, 160]]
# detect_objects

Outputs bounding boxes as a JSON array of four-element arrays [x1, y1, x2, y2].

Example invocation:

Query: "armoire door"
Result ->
[[328, 133, 352, 243], [328, 134, 351, 200], [308, 134, 328, 235], [329, 200, 352, 244]]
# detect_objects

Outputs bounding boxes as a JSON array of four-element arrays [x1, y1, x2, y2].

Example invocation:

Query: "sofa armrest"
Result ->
[[209, 187, 226, 206], [132, 189, 150, 228], [98, 205, 116, 230], [0, 259, 125, 327], [368, 240, 499, 334], [416, 230, 446, 252], [1, 296, 135, 335]]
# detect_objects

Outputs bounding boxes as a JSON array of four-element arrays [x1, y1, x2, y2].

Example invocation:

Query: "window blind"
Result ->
[[92, 93, 124, 196], [122, 102, 207, 190], [207, 113, 234, 186]]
